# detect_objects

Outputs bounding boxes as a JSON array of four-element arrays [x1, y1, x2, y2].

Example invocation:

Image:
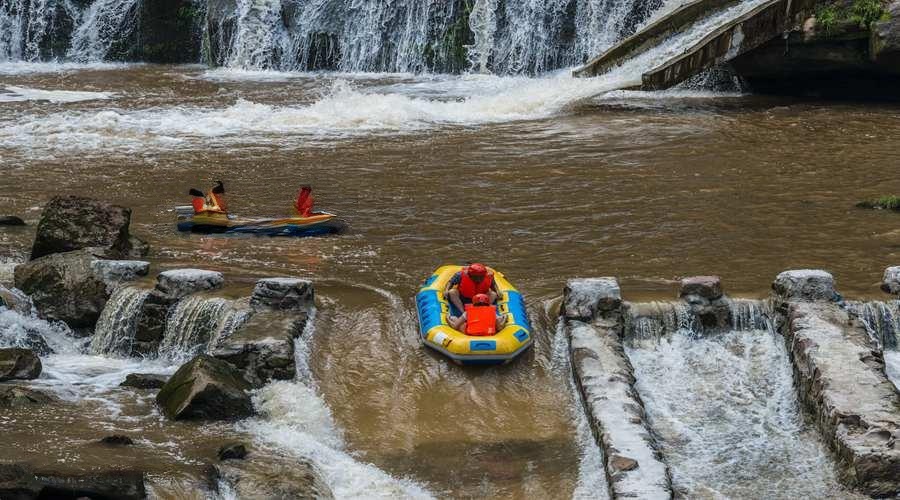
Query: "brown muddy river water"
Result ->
[[1, 63, 899, 498]]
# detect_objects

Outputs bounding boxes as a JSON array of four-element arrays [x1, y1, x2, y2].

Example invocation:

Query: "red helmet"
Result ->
[[468, 263, 487, 276], [473, 293, 491, 306]]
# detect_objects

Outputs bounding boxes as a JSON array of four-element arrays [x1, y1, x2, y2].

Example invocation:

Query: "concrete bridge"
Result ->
[[574, 0, 818, 90]]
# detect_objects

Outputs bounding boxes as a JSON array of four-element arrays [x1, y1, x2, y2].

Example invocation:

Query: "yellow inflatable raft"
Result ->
[[415, 265, 532, 365]]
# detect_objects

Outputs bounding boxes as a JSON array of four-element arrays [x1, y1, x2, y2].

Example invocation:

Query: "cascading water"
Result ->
[[846, 300, 900, 389], [66, 0, 139, 62], [624, 298, 772, 340], [90, 285, 150, 356], [626, 325, 856, 497], [157, 296, 248, 362]]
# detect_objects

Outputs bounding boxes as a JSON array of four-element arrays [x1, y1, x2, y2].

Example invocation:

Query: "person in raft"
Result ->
[[189, 180, 227, 214], [448, 293, 508, 336], [445, 263, 507, 334]]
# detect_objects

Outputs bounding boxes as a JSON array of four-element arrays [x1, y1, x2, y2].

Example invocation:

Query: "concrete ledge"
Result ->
[[882, 266, 900, 296], [779, 300, 900, 496], [563, 277, 672, 499], [573, 0, 738, 77]]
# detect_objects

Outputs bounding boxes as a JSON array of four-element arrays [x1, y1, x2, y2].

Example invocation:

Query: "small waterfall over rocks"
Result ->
[[157, 295, 250, 362], [90, 285, 150, 356], [624, 298, 773, 341], [846, 300, 900, 350]]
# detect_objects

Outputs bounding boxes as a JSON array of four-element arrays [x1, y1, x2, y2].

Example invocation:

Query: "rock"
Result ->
[[100, 435, 135, 446], [881, 266, 900, 296], [777, 301, 900, 496], [0, 285, 32, 316], [91, 260, 150, 287], [155, 355, 253, 421], [34, 468, 146, 500], [562, 278, 622, 321], [214, 455, 333, 500], [210, 310, 308, 387], [680, 276, 730, 331], [679, 276, 723, 300], [14, 250, 109, 329], [131, 290, 176, 356], [0, 348, 41, 381], [566, 318, 672, 498], [772, 269, 836, 302], [218, 442, 248, 461], [120, 373, 168, 389], [0, 385, 57, 408], [250, 278, 314, 311], [155, 269, 224, 299], [0, 216, 25, 226], [872, 2, 900, 71], [0, 463, 42, 499], [30, 195, 148, 261]]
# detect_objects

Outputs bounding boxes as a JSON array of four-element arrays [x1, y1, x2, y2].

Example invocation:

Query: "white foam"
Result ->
[[886, 350, 900, 391], [0, 86, 114, 103], [0, 61, 130, 75]]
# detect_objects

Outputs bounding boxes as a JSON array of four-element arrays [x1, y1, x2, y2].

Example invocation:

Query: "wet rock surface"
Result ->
[[0, 348, 42, 381], [0, 285, 32, 316], [210, 310, 308, 388], [882, 266, 900, 296], [218, 442, 249, 461], [562, 278, 622, 321], [563, 278, 672, 499], [156, 354, 253, 421], [120, 373, 168, 389], [772, 269, 836, 302], [680, 275, 731, 331], [91, 260, 150, 288], [155, 269, 224, 299], [250, 277, 314, 311], [0, 216, 25, 226], [14, 249, 109, 329], [872, 2, 900, 70], [30, 195, 148, 261], [777, 299, 900, 496], [1, 464, 147, 500], [214, 454, 333, 500], [0, 385, 57, 408], [100, 435, 135, 446]]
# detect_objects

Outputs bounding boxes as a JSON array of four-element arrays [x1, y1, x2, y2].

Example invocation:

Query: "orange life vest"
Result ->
[[465, 304, 497, 336], [457, 268, 494, 300]]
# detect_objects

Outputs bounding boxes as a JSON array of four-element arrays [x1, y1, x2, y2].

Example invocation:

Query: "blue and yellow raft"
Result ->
[[416, 265, 533, 365], [175, 206, 345, 237]]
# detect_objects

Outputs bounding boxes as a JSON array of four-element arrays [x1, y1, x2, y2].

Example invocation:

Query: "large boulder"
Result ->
[[0, 385, 57, 408], [156, 355, 253, 421], [0, 348, 41, 381], [210, 310, 308, 387], [0, 464, 146, 500], [872, 1, 900, 71], [91, 260, 150, 289], [881, 266, 900, 296], [14, 250, 108, 329], [30, 196, 148, 261], [214, 455, 333, 500]]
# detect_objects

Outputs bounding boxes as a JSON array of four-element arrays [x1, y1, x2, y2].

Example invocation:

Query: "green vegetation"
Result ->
[[856, 195, 900, 211], [424, 0, 474, 73], [816, 0, 889, 33]]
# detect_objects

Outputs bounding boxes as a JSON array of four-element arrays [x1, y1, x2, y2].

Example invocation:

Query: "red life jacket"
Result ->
[[465, 304, 497, 336], [457, 268, 494, 300]]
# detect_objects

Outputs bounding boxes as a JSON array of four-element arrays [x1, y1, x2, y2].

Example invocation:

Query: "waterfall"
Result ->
[[846, 300, 900, 350], [67, 0, 139, 62], [624, 298, 773, 341], [625, 301, 697, 341], [157, 296, 248, 362], [90, 286, 150, 356]]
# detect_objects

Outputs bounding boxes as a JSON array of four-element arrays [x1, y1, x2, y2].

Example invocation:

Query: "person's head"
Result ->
[[468, 263, 487, 282], [473, 293, 491, 306]]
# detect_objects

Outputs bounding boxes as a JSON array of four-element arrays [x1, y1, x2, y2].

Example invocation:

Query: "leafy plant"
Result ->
[[856, 195, 900, 211]]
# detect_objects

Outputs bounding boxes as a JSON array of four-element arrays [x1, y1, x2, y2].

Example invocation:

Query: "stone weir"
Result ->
[[563, 270, 900, 498], [772, 269, 900, 496], [561, 278, 673, 500]]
